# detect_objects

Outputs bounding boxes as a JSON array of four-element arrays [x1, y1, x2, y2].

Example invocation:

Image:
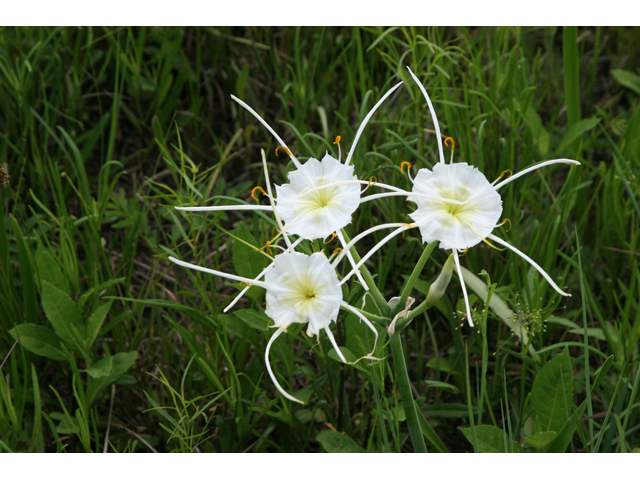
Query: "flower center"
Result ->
[[303, 180, 339, 210], [438, 185, 473, 219]]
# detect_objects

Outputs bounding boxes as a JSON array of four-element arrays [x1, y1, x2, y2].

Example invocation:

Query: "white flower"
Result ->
[[264, 251, 342, 336], [408, 162, 503, 250], [275, 153, 360, 239], [169, 250, 339, 404], [228, 84, 403, 286], [402, 66, 580, 326]]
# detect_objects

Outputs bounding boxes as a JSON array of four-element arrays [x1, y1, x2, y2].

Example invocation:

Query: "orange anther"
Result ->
[[265, 240, 273, 256], [458, 248, 469, 258], [275, 146, 292, 156], [368, 176, 377, 187], [500, 169, 512, 179], [444, 137, 455, 151], [333, 136, 341, 145], [400, 161, 412, 174], [324, 232, 337, 244], [501, 218, 512, 232], [251, 186, 267, 201]]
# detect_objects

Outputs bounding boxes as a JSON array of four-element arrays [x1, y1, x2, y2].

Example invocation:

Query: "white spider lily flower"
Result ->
[[230, 82, 403, 287], [275, 153, 360, 240], [169, 251, 346, 404], [403, 66, 580, 327]]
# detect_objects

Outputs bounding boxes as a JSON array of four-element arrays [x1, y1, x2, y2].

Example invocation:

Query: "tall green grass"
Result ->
[[0, 26, 639, 452]]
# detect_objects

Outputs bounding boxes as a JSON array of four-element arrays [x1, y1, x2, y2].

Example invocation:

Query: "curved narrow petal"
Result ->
[[345, 81, 404, 165], [230, 94, 302, 169], [301, 179, 409, 197], [340, 302, 379, 356], [360, 190, 468, 205], [176, 205, 273, 212], [406, 66, 445, 164], [334, 223, 409, 265], [265, 328, 304, 404], [493, 159, 581, 190], [336, 229, 368, 290], [453, 252, 475, 327], [323, 326, 347, 363], [168, 256, 270, 289], [261, 149, 292, 249], [360, 191, 411, 204], [339, 225, 418, 284], [487, 234, 571, 297]]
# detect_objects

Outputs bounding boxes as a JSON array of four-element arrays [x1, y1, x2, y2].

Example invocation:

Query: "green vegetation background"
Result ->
[[1, 26, 639, 452]]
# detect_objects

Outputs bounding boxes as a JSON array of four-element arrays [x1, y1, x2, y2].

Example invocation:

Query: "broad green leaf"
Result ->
[[525, 431, 557, 450], [86, 301, 113, 346], [460, 425, 521, 453], [41, 280, 86, 355], [316, 430, 365, 453], [86, 351, 138, 404], [612, 69, 640, 96], [231, 223, 269, 280], [522, 106, 550, 158], [233, 309, 270, 330], [9, 324, 65, 361], [545, 400, 586, 453], [530, 348, 573, 434], [35, 247, 69, 296], [555, 117, 600, 155]]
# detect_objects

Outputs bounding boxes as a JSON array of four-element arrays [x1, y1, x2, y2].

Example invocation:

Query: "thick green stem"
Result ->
[[392, 242, 437, 317], [340, 229, 390, 316], [390, 333, 427, 453]]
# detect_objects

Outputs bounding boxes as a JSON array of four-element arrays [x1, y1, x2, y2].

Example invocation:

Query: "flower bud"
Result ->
[[426, 253, 455, 306]]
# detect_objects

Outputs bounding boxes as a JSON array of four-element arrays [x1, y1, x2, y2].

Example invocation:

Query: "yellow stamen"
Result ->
[[500, 218, 512, 232], [243, 282, 252, 287], [333, 136, 341, 145], [400, 161, 412, 174], [499, 169, 512, 180], [444, 137, 455, 151], [251, 186, 266, 201], [331, 247, 343, 258], [275, 146, 292, 156], [265, 240, 273, 256], [324, 232, 337, 244], [458, 248, 469, 258], [481, 237, 505, 251], [368, 176, 377, 187]]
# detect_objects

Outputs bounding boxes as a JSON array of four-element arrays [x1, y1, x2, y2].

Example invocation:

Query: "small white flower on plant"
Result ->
[[169, 250, 342, 404], [275, 153, 360, 240], [228, 83, 405, 287], [170, 250, 379, 404], [402, 66, 580, 327]]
